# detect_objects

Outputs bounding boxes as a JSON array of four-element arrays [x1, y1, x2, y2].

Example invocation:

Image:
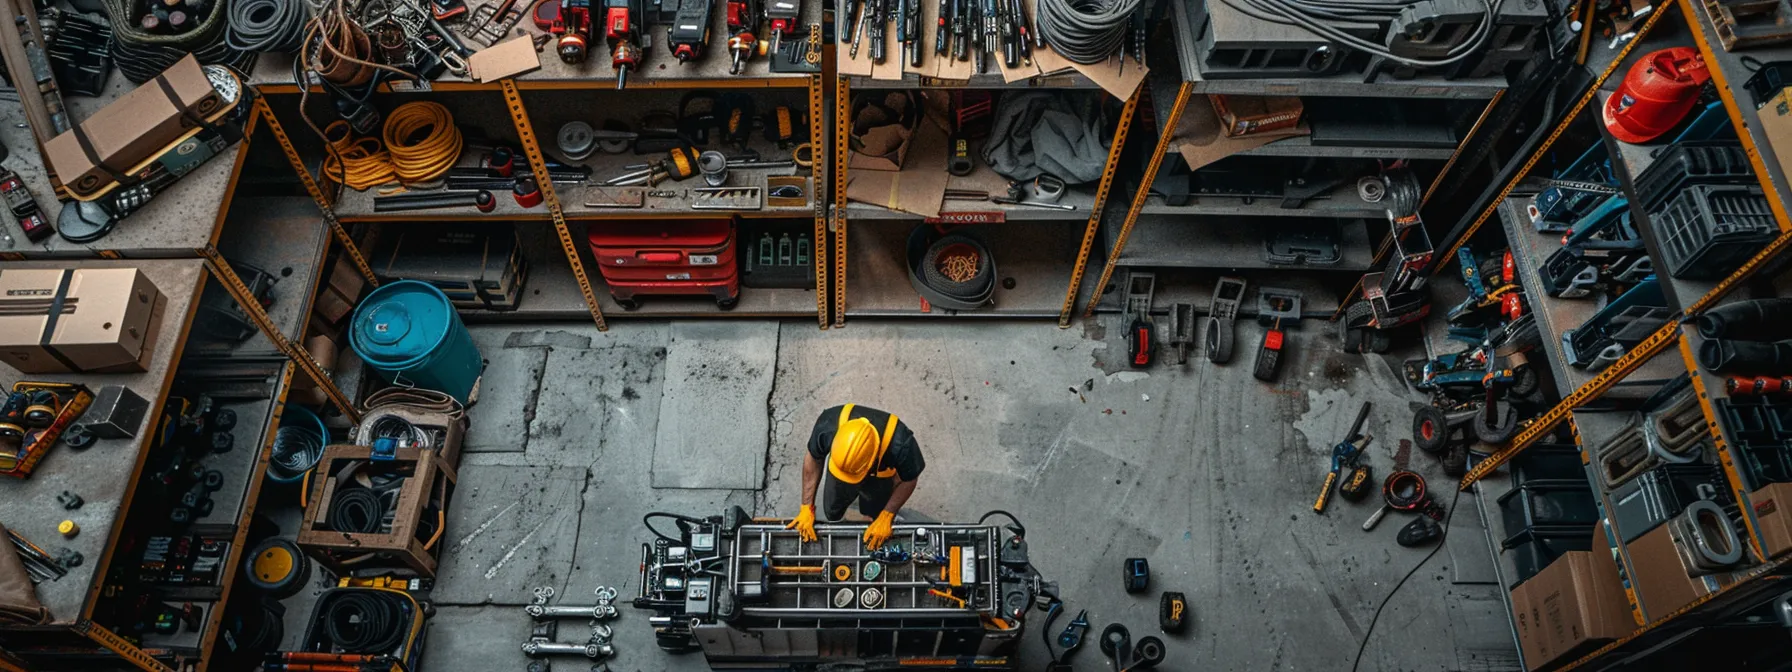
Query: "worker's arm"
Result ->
[[884, 477, 917, 515], [800, 451, 822, 507]]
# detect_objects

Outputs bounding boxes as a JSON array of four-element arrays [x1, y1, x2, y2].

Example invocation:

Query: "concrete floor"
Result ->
[[419, 318, 1522, 671]]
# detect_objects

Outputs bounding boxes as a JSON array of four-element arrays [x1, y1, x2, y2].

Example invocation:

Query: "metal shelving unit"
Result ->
[[1103, 215, 1376, 271], [1500, 195, 1600, 397]]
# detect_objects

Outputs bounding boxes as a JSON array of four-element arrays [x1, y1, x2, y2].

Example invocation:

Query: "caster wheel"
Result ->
[[1413, 406, 1451, 455], [616, 298, 641, 311], [1442, 443, 1469, 478], [717, 297, 739, 310], [1509, 364, 1540, 398]]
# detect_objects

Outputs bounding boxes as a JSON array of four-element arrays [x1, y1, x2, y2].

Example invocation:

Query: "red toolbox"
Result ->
[[587, 220, 740, 310]]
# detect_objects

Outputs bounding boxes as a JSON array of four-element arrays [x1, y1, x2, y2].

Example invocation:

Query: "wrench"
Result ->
[[526, 586, 621, 620], [520, 640, 613, 659]]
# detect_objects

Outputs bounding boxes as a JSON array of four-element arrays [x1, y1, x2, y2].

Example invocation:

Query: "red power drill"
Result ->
[[604, 0, 645, 88], [725, 0, 759, 73]]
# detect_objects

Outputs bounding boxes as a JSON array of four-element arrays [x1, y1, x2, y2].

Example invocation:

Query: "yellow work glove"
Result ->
[[786, 505, 817, 542], [863, 511, 896, 550]]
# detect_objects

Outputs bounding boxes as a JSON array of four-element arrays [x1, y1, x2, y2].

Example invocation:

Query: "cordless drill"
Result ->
[[668, 0, 712, 63], [764, 0, 798, 54], [725, 0, 759, 73], [555, 0, 592, 63], [604, 0, 645, 88]]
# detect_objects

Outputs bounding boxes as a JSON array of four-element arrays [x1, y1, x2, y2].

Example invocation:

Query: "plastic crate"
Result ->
[[1512, 444, 1586, 485], [1505, 526, 1596, 588], [1653, 184, 1777, 280], [1633, 142, 1754, 214], [1498, 480, 1602, 539]]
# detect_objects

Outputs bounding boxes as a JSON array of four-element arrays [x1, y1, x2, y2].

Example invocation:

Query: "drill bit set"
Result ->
[[846, 0, 1047, 73]]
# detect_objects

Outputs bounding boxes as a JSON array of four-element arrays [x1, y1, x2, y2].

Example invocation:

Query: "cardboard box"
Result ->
[[1517, 550, 1634, 670], [1510, 579, 1549, 670], [1752, 481, 1792, 560], [1212, 95, 1304, 138], [1760, 88, 1792, 181], [848, 92, 923, 171], [0, 268, 165, 374], [42, 55, 222, 198], [1628, 520, 1737, 618]]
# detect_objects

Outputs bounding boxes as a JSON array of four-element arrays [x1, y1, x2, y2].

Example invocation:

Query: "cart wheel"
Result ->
[[1367, 330, 1392, 354], [717, 296, 739, 311], [1441, 443, 1469, 478], [1508, 364, 1540, 398], [1413, 406, 1451, 455], [1340, 322, 1364, 354], [1206, 317, 1234, 364], [616, 298, 641, 311], [420, 600, 436, 618]]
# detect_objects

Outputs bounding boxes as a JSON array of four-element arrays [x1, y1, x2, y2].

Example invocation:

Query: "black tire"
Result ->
[[1206, 318, 1234, 363], [244, 538, 310, 599], [1478, 255, 1506, 285], [1413, 406, 1451, 455], [1367, 330, 1392, 354], [1508, 364, 1540, 398], [1340, 322, 1364, 354], [616, 298, 641, 311], [1474, 405, 1521, 444], [717, 296, 739, 310], [1442, 444, 1469, 478]]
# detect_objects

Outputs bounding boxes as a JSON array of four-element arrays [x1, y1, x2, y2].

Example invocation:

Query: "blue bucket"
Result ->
[[350, 281, 483, 404]]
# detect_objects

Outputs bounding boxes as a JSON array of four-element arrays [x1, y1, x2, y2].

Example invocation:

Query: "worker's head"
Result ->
[[827, 417, 881, 484]]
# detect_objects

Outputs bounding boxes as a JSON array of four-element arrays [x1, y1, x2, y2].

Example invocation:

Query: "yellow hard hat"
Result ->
[[827, 418, 881, 484]]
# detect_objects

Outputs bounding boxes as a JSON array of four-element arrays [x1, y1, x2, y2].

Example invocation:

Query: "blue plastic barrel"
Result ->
[[349, 281, 483, 404]]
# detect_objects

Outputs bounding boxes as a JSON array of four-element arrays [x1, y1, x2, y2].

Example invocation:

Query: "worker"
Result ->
[[787, 403, 925, 550]]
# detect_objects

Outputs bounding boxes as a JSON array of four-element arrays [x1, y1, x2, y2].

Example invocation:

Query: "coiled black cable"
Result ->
[[269, 424, 324, 481], [228, 0, 308, 53], [323, 591, 407, 654], [110, 31, 256, 84], [327, 486, 387, 534], [1035, 0, 1141, 64]]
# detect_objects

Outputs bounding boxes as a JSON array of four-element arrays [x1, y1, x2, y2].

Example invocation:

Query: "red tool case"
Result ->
[[587, 219, 740, 309]]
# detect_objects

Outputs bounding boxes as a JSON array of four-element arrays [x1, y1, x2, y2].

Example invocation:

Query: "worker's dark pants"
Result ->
[[821, 473, 894, 521]]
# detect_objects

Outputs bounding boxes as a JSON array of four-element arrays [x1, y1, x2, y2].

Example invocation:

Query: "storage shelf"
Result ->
[[1597, 91, 1725, 317], [1138, 178, 1389, 219], [1569, 408, 1654, 625], [1167, 1, 1506, 100], [843, 219, 1079, 318], [845, 71, 1103, 89], [1501, 195, 1599, 398], [1470, 464, 1531, 671], [461, 225, 818, 320], [249, 0, 821, 92], [1106, 215, 1374, 271], [1686, 0, 1792, 237], [0, 259, 208, 625], [186, 199, 334, 359], [844, 159, 1098, 221], [0, 80, 250, 258], [1234, 135, 1458, 160]]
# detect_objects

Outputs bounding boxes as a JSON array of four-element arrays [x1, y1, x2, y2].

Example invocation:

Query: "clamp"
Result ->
[[525, 586, 620, 620]]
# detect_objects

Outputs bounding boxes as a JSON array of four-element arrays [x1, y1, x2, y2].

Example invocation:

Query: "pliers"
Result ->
[[1314, 437, 1367, 514]]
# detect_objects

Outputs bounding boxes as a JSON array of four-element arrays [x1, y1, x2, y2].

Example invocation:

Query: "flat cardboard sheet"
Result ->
[[847, 116, 952, 217], [468, 35, 541, 82]]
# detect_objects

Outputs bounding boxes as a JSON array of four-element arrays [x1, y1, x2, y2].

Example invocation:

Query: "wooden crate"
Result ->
[[297, 444, 457, 577]]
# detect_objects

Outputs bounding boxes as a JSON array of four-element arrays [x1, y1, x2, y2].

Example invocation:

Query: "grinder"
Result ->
[[604, 0, 646, 88]]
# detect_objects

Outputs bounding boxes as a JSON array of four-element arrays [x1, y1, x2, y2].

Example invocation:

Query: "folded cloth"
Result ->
[[981, 92, 1110, 185], [0, 523, 48, 625]]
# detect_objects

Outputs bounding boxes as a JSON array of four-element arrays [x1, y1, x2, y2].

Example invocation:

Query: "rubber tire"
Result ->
[[1442, 443, 1469, 478], [616, 298, 641, 311], [1413, 406, 1451, 455], [1474, 405, 1521, 444], [1340, 322, 1364, 354], [717, 296, 739, 311], [1508, 364, 1540, 398], [1367, 330, 1392, 354], [1206, 318, 1234, 363], [243, 538, 310, 599]]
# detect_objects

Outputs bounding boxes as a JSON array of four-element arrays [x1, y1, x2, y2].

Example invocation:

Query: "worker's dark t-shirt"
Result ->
[[807, 404, 925, 481]]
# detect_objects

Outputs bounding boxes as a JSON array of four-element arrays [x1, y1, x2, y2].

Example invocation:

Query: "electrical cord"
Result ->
[[321, 121, 400, 191], [109, 31, 257, 84], [270, 423, 325, 481], [1219, 0, 1504, 69], [328, 486, 387, 533], [228, 0, 309, 53], [1035, 0, 1141, 64], [644, 511, 707, 543], [323, 590, 407, 654], [1350, 486, 1465, 672], [383, 102, 463, 184]]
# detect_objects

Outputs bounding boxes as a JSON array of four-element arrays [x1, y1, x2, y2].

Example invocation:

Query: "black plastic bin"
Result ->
[[1653, 184, 1777, 280], [1513, 444, 1586, 486], [1632, 142, 1755, 213], [1498, 479, 1602, 539], [1505, 525, 1597, 588]]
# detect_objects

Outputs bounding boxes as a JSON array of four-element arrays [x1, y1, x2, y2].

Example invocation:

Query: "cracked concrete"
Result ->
[[422, 319, 1519, 672]]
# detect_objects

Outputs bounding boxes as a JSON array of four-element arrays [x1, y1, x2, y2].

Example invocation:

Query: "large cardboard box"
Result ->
[[1752, 482, 1792, 559], [1628, 520, 1739, 618], [0, 268, 164, 374], [1515, 550, 1634, 670], [1759, 87, 1792, 181], [1510, 578, 1549, 670], [42, 55, 222, 198]]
